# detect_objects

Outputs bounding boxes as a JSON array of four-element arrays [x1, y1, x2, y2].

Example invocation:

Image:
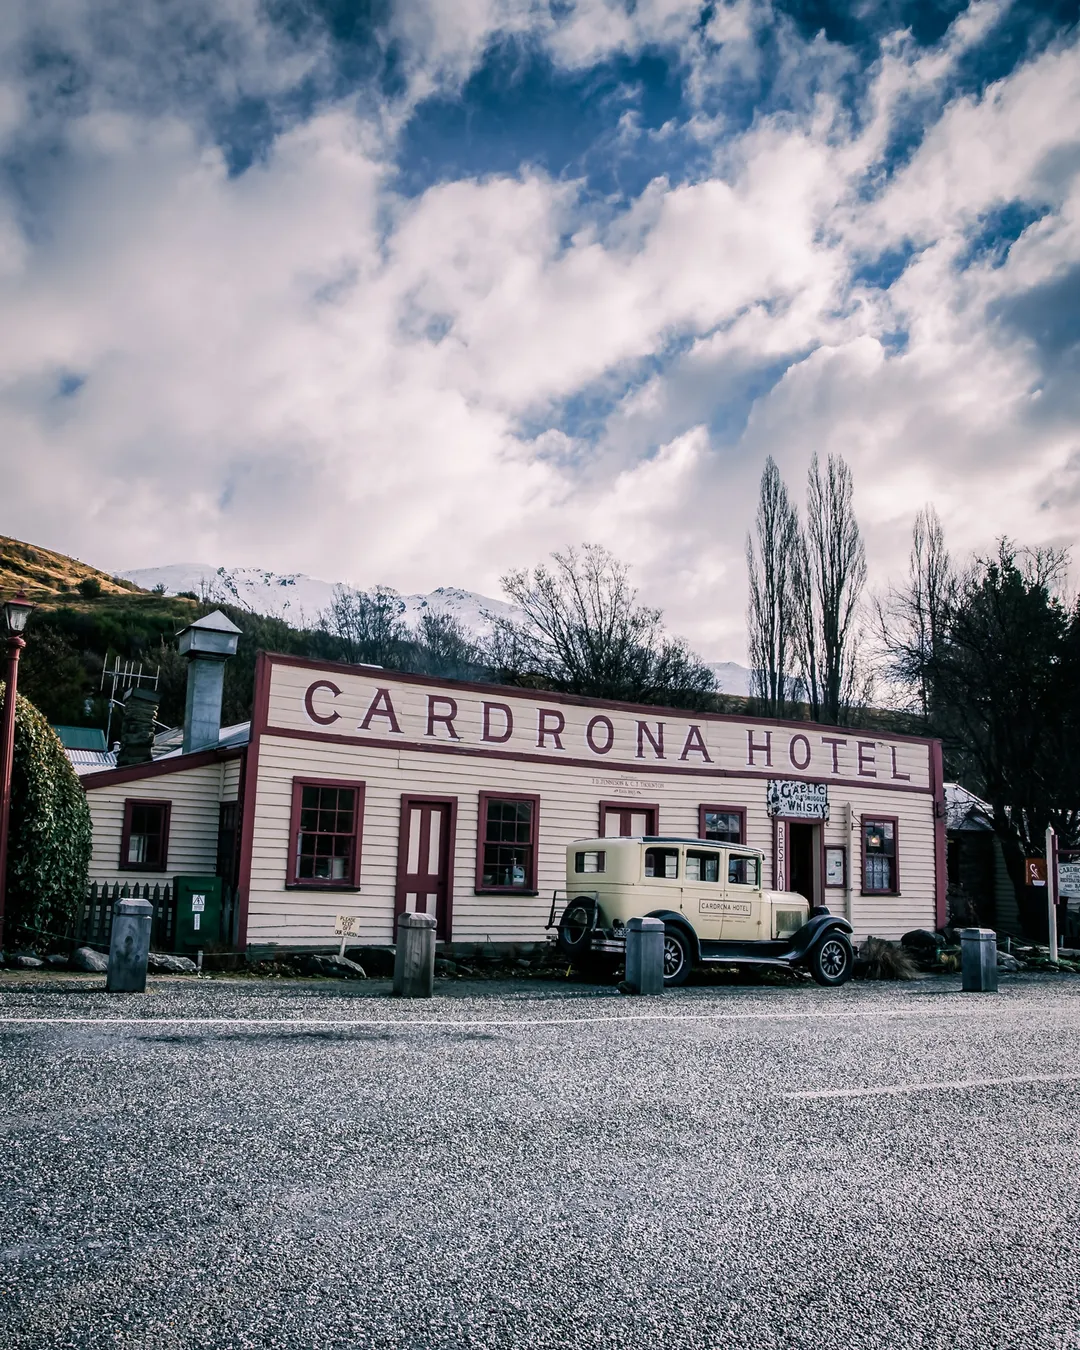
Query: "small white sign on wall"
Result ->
[[334, 915, 359, 937]]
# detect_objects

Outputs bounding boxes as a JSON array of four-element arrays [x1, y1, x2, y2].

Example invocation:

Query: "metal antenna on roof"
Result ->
[[100, 653, 160, 747]]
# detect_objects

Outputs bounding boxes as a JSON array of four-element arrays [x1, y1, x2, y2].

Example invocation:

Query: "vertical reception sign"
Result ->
[[774, 818, 787, 892]]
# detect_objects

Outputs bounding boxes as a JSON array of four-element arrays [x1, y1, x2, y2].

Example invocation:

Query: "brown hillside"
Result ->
[[0, 534, 147, 602]]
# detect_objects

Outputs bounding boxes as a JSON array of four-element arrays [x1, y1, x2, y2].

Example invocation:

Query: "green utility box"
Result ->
[[173, 876, 223, 952]]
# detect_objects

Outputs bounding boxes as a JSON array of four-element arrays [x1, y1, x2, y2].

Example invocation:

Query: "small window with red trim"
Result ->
[[289, 780, 364, 887], [700, 806, 745, 844], [121, 800, 171, 871], [477, 793, 538, 891], [863, 818, 897, 893]]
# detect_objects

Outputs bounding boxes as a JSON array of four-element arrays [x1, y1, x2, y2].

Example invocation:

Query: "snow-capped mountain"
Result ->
[[120, 562, 753, 694], [119, 563, 521, 637]]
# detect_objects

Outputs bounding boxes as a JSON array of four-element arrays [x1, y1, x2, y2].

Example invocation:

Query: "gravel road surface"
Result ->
[[2, 973, 1079, 1349]]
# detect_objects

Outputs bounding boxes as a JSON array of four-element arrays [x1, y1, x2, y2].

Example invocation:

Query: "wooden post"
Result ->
[[393, 912, 436, 998], [625, 916, 665, 995]]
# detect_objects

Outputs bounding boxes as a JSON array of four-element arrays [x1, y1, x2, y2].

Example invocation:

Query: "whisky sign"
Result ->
[[767, 780, 830, 820]]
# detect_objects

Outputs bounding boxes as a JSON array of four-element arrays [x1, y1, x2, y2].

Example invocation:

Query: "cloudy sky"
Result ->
[[1, 0, 1078, 660]]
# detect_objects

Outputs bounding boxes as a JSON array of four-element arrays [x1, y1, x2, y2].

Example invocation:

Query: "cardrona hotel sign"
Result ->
[[262, 661, 932, 790]]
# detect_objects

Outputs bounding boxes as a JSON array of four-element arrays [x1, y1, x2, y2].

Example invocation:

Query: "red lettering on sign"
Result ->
[[359, 687, 401, 734], [857, 741, 877, 777], [747, 729, 772, 766], [426, 696, 459, 740], [304, 680, 341, 726], [788, 733, 812, 770], [820, 736, 847, 774], [636, 722, 665, 760], [890, 746, 911, 781], [537, 708, 565, 749], [481, 701, 513, 744], [586, 715, 614, 755], [679, 725, 711, 762]]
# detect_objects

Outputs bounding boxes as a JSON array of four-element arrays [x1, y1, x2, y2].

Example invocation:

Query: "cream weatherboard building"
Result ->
[[81, 647, 947, 953]]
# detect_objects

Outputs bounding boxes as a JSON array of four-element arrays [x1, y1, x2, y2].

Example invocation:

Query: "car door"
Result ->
[[684, 847, 724, 940], [720, 851, 764, 942]]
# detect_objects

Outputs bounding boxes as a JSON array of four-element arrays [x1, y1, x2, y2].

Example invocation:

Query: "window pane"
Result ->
[[686, 851, 720, 883], [485, 799, 533, 847], [575, 851, 605, 874], [482, 843, 530, 888], [294, 783, 357, 884], [704, 811, 742, 843], [728, 855, 759, 886], [644, 848, 678, 879]]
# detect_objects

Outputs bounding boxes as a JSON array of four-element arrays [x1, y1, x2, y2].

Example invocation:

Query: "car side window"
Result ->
[[685, 850, 720, 883], [644, 847, 679, 879], [728, 854, 760, 887]]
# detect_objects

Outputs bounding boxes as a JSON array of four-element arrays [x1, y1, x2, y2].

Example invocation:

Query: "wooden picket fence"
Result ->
[[74, 882, 240, 953]]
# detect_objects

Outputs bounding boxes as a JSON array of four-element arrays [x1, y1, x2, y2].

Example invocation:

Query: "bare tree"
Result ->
[[794, 453, 868, 725], [408, 610, 486, 682], [488, 544, 716, 709], [320, 585, 408, 666], [746, 457, 801, 717], [876, 505, 955, 720]]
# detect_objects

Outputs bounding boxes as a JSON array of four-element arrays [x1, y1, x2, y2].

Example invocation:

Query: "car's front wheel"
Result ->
[[662, 923, 693, 987], [808, 933, 854, 987]]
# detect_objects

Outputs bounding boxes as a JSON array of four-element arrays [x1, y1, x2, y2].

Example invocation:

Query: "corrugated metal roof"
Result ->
[[53, 725, 107, 752], [67, 748, 118, 775]]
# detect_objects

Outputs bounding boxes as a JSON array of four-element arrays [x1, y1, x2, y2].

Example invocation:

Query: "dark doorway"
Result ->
[[216, 802, 239, 886], [788, 822, 819, 904]]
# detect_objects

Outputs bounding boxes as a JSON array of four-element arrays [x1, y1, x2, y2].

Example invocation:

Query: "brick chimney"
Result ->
[[116, 686, 161, 767]]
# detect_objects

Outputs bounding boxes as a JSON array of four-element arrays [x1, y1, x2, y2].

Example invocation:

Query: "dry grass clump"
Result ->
[[855, 936, 919, 981]]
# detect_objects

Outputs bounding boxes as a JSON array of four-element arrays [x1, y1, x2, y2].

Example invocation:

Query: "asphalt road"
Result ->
[[2, 972, 1079, 1350]]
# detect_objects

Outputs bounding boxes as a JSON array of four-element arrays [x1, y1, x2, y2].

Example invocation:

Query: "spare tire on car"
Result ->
[[557, 897, 598, 959]]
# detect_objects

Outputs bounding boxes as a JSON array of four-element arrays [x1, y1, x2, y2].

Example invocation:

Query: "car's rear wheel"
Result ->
[[557, 897, 597, 959], [808, 933, 853, 986], [662, 924, 693, 987]]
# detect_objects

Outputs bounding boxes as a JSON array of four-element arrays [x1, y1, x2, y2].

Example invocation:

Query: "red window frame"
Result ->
[[861, 815, 900, 895], [287, 777, 365, 890], [475, 791, 540, 894], [119, 799, 172, 872], [598, 802, 660, 837], [698, 804, 746, 845]]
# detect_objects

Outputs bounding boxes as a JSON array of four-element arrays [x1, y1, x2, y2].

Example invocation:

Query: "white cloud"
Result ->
[[0, 1, 1078, 662]]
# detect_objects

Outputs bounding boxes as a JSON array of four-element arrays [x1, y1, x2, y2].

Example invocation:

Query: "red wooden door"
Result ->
[[599, 803, 659, 838], [396, 797, 456, 940]]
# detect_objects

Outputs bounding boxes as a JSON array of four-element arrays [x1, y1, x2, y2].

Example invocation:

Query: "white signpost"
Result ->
[[1046, 827, 1059, 964]]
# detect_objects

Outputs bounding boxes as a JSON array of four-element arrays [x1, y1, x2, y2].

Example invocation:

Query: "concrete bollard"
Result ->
[[625, 916, 665, 995], [105, 898, 153, 993], [961, 927, 998, 993], [393, 911, 436, 998]]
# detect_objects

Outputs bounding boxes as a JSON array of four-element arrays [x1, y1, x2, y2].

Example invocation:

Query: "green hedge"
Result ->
[[1, 683, 91, 945]]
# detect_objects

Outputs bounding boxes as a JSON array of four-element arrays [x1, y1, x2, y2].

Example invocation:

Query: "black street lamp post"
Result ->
[[0, 590, 34, 951]]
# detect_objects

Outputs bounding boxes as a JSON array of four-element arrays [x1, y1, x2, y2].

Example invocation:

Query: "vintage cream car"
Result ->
[[551, 836, 854, 987]]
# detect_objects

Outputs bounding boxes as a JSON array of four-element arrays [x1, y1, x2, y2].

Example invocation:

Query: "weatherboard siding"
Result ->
[[84, 761, 225, 887], [245, 728, 937, 948]]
